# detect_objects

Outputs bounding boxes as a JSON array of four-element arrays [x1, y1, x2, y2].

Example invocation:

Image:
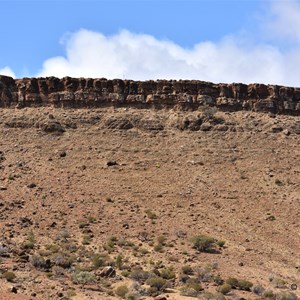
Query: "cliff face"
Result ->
[[0, 75, 300, 114]]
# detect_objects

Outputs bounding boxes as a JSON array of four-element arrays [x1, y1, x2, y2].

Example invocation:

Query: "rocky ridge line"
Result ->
[[0, 75, 300, 114]]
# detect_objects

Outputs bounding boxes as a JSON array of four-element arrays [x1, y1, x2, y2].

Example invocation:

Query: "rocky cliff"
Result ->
[[0, 75, 300, 114]]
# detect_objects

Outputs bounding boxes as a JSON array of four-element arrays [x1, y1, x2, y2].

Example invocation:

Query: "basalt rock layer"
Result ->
[[0, 75, 300, 114]]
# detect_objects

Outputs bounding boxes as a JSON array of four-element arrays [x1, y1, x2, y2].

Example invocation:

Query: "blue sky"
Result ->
[[1, 0, 300, 86]]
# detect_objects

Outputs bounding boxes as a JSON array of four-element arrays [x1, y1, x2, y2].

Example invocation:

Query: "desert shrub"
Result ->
[[146, 276, 167, 291], [180, 287, 199, 297], [52, 254, 72, 268], [160, 267, 175, 280], [214, 275, 224, 285], [116, 254, 123, 269], [218, 283, 231, 295], [121, 270, 130, 277], [264, 290, 276, 299], [3, 271, 16, 282], [71, 271, 96, 285], [24, 230, 35, 249], [126, 292, 139, 300], [154, 243, 164, 252], [30, 255, 51, 270], [130, 268, 150, 282], [237, 279, 253, 291], [45, 244, 60, 253], [278, 292, 298, 300], [190, 235, 217, 252], [216, 240, 225, 247], [157, 235, 167, 244], [145, 209, 157, 220], [185, 281, 203, 292], [115, 285, 129, 298], [91, 253, 105, 269], [225, 277, 239, 288], [196, 265, 213, 282], [182, 265, 194, 275]]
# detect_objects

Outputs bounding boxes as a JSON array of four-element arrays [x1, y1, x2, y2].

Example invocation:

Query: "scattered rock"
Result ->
[[107, 160, 118, 166], [58, 150, 67, 158], [27, 183, 36, 189], [99, 266, 116, 277]]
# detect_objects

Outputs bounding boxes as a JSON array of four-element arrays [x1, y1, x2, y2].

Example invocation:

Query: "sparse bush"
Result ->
[[180, 287, 199, 297], [278, 292, 298, 300], [91, 254, 105, 269], [190, 235, 217, 252], [146, 276, 167, 291], [157, 235, 167, 244], [160, 267, 175, 280], [225, 277, 239, 288], [71, 271, 96, 285], [237, 279, 253, 291], [218, 283, 231, 295], [24, 230, 35, 249], [182, 265, 193, 275], [115, 285, 129, 298], [121, 270, 130, 277], [3, 271, 16, 282], [154, 243, 164, 252], [116, 254, 123, 269], [30, 255, 51, 270], [264, 290, 275, 299], [145, 209, 157, 220], [216, 240, 225, 248], [52, 254, 72, 268], [130, 268, 150, 282]]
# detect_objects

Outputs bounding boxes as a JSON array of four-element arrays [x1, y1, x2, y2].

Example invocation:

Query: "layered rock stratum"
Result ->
[[0, 76, 300, 114]]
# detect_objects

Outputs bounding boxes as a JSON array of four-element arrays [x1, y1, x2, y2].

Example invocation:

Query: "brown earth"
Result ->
[[0, 105, 299, 300]]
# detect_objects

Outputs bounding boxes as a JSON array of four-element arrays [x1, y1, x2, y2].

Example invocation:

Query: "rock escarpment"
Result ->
[[0, 75, 300, 114]]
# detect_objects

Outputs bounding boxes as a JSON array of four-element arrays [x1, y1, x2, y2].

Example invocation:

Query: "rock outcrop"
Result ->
[[0, 75, 300, 114]]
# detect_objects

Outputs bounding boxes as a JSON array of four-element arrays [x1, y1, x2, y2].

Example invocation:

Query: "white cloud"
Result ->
[[0, 66, 16, 78], [264, 0, 300, 42], [36, 28, 297, 86]]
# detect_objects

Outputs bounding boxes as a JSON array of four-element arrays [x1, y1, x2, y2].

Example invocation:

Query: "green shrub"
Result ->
[[278, 292, 298, 300], [154, 243, 164, 253], [225, 277, 239, 288], [264, 290, 275, 299], [146, 276, 167, 291], [160, 267, 175, 279], [216, 240, 225, 247], [190, 235, 217, 252], [71, 271, 96, 285], [130, 268, 150, 282], [237, 279, 253, 291], [182, 265, 194, 275], [24, 230, 35, 249], [91, 254, 105, 269], [3, 271, 16, 282], [115, 285, 129, 298], [218, 283, 231, 295], [116, 254, 123, 269], [180, 287, 199, 297]]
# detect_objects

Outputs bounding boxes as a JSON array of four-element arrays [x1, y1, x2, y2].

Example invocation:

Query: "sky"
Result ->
[[0, 0, 300, 86]]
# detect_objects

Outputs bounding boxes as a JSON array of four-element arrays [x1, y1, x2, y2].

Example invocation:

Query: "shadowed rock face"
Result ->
[[0, 75, 300, 114]]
